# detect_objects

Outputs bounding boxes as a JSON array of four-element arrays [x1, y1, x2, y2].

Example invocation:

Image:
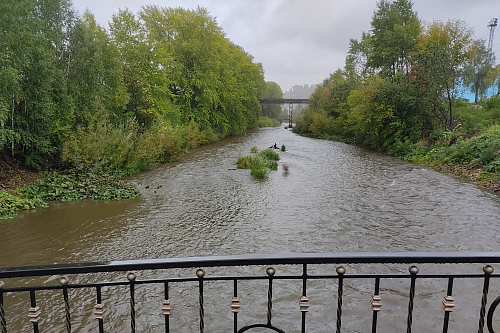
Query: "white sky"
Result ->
[[71, 0, 500, 92]]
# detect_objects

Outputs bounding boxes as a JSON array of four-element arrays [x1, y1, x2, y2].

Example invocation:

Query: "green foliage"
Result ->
[[369, 0, 420, 77], [250, 167, 270, 179], [0, 191, 46, 220], [16, 171, 140, 201], [1, 1, 266, 179], [462, 41, 495, 103], [250, 146, 259, 154], [266, 160, 278, 171], [262, 81, 283, 119], [259, 149, 280, 161], [257, 116, 280, 127], [281, 144, 286, 151], [237, 147, 279, 179]]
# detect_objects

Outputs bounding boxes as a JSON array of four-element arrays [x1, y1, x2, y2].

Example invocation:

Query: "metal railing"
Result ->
[[1, 252, 500, 333]]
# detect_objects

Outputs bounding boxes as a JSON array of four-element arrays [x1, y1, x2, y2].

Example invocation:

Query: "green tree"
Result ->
[[0, 0, 77, 168], [261, 82, 283, 119], [413, 19, 474, 129], [345, 32, 373, 81], [368, 0, 420, 77], [67, 11, 129, 126], [463, 40, 495, 102], [486, 64, 500, 96], [139, 6, 265, 135], [109, 9, 154, 128]]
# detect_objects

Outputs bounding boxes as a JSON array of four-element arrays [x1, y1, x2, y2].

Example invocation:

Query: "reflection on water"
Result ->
[[1, 127, 500, 331]]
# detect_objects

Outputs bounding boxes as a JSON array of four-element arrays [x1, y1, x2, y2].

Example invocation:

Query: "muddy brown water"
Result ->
[[1, 127, 500, 332]]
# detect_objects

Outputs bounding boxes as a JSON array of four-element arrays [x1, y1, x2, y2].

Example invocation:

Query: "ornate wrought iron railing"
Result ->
[[1, 252, 500, 333]]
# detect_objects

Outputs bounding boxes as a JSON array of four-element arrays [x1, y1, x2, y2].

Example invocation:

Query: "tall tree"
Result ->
[[345, 32, 373, 81], [368, 0, 420, 77], [413, 19, 474, 129], [67, 11, 129, 126], [463, 40, 495, 103], [261, 82, 283, 119], [0, 0, 77, 168]]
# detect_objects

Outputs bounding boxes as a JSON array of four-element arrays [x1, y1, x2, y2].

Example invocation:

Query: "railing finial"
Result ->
[[127, 271, 136, 281], [483, 265, 494, 274], [266, 267, 275, 277], [409, 266, 419, 275], [336, 266, 346, 275], [196, 269, 205, 278], [60, 276, 69, 286]]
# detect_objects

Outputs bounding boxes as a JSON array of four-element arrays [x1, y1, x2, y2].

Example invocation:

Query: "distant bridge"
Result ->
[[259, 98, 309, 104], [259, 99, 309, 128]]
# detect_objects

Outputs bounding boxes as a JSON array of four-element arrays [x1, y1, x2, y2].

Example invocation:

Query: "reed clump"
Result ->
[[237, 148, 280, 179]]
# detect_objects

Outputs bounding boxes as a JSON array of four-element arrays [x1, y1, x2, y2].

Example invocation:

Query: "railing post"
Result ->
[[28, 289, 40, 333], [371, 278, 381, 333], [127, 272, 136, 333], [162, 282, 170, 333], [300, 264, 309, 333], [479, 265, 494, 333], [232, 280, 240, 333], [266, 267, 276, 326], [60, 276, 71, 333], [407, 266, 419, 333], [442, 278, 455, 333], [196, 269, 205, 333], [94, 286, 105, 333], [336, 266, 346, 333], [0, 281, 6, 333]]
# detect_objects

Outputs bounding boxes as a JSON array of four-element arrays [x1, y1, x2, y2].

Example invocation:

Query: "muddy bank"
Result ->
[[0, 154, 39, 191]]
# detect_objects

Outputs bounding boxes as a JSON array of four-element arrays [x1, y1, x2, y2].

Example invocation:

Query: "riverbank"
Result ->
[[0, 154, 40, 191], [298, 126, 500, 193], [433, 163, 500, 192]]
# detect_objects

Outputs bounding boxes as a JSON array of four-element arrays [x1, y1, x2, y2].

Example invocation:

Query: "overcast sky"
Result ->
[[71, 0, 499, 92]]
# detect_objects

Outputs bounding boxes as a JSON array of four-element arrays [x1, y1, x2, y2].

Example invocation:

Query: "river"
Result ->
[[1, 127, 500, 332]]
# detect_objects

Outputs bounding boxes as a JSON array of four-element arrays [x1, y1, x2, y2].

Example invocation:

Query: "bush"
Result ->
[[257, 116, 280, 127], [15, 171, 140, 201], [250, 167, 270, 179], [259, 149, 280, 161], [63, 113, 211, 174], [0, 191, 46, 220], [266, 160, 278, 170], [237, 147, 280, 179]]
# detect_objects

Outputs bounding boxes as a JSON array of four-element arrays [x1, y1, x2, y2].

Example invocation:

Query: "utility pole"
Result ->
[[488, 18, 498, 51]]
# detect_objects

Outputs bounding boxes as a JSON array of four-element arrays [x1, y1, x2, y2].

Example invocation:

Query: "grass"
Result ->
[[237, 147, 281, 179]]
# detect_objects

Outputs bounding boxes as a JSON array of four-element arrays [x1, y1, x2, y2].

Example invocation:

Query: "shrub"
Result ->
[[0, 191, 46, 220], [250, 167, 270, 179], [237, 155, 262, 169], [257, 116, 280, 127], [266, 160, 278, 170], [259, 149, 280, 161], [15, 171, 140, 201]]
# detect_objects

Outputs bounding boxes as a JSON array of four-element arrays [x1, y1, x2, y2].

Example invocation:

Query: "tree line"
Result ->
[[294, 0, 500, 157], [0, 0, 277, 173]]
